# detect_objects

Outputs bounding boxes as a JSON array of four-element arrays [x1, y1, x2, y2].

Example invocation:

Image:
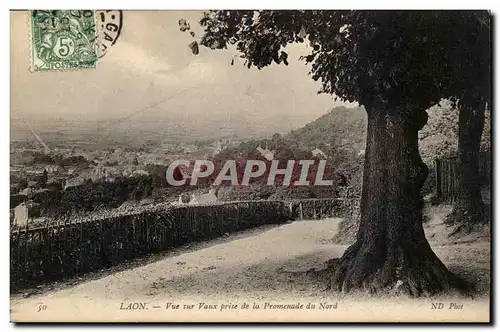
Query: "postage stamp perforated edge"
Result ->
[[27, 10, 99, 73]]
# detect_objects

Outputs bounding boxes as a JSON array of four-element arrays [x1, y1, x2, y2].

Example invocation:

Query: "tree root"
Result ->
[[445, 202, 487, 226], [321, 241, 472, 297]]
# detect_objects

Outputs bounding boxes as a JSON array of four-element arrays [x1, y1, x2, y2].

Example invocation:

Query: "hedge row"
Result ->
[[289, 198, 347, 220], [11, 201, 288, 290]]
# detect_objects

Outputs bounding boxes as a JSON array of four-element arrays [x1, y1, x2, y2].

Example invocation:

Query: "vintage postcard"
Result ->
[[10, 10, 492, 323]]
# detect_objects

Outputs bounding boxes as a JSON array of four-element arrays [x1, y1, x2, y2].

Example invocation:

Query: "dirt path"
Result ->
[[10, 217, 490, 322]]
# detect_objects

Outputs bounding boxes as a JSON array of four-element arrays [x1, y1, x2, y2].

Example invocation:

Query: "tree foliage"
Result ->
[[419, 100, 491, 163], [183, 11, 472, 111], [440, 11, 491, 108]]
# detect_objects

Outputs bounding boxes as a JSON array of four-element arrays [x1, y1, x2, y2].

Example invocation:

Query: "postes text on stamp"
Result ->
[[30, 10, 98, 72]]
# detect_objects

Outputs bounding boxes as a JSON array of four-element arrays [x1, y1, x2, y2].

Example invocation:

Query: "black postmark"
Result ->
[[95, 10, 123, 58]]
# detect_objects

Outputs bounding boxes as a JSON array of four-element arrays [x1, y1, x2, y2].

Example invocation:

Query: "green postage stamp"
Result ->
[[30, 10, 98, 71]]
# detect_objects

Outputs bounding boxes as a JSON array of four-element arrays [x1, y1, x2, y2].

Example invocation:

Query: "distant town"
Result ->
[[10, 136, 246, 227]]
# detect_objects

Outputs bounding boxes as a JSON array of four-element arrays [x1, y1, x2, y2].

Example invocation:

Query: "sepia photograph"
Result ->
[[9, 8, 492, 323]]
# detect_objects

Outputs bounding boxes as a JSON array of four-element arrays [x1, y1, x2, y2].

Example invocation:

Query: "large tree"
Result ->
[[182, 10, 469, 295], [443, 11, 491, 226]]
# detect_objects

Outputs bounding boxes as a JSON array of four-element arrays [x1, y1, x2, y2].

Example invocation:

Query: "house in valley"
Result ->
[[188, 189, 218, 205], [311, 148, 328, 159], [13, 200, 40, 228], [256, 146, 275, 161]]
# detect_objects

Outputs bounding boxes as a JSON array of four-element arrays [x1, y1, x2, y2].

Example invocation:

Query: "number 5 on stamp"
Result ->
[[29, 10, 98, 72]]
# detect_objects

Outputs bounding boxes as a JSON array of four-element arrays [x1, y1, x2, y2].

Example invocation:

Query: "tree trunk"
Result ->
[[330, 104, 466, 296], [447, 101, 486, 225]]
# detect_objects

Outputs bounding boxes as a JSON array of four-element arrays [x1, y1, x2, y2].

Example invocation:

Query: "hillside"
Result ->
[[283, 101, 490, 166], [285, 106, 367, 156], [212, 105, 367, 168]]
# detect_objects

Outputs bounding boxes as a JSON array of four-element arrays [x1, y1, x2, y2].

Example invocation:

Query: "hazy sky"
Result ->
[[10, 10, 355, 138]]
